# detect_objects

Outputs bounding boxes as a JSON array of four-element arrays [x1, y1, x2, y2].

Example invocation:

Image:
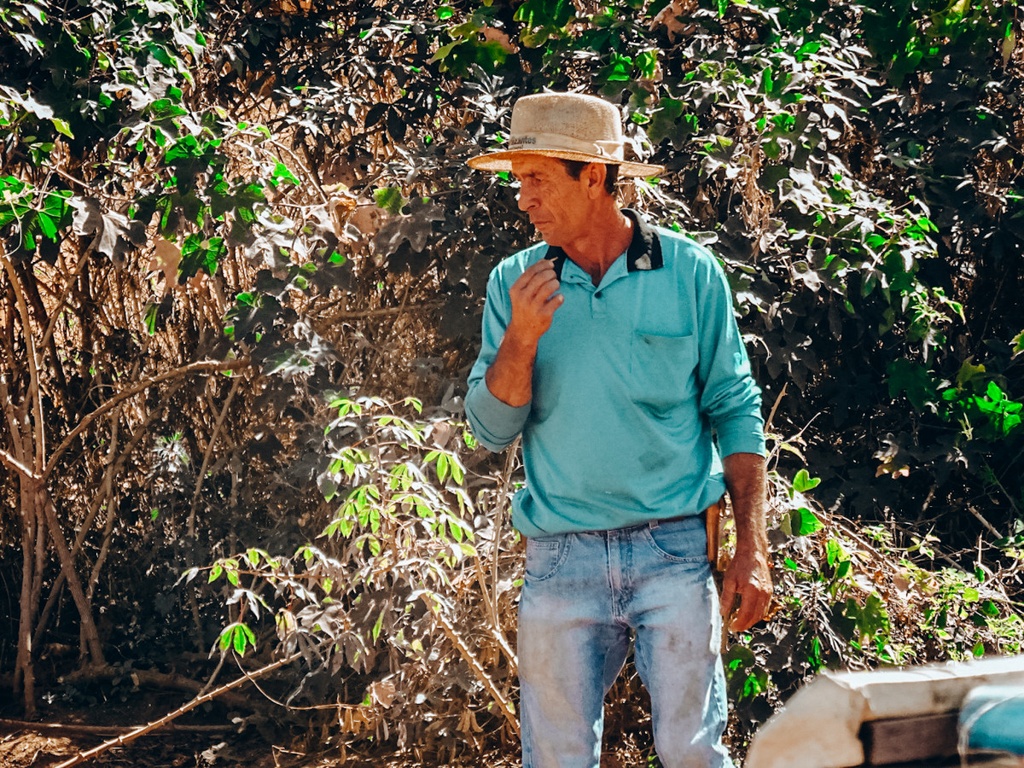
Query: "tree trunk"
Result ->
[[15, 484, 39, 719], [38, 488, 106, 668]]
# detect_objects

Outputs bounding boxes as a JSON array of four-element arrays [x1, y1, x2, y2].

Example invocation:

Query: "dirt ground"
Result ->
[[0, 719, 641, 768], [0, 727, 519, 768], [0, 683, 641, 768], [0, 705, 527, 768]]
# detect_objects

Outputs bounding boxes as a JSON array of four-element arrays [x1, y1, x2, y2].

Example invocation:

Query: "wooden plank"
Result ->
[[860, 713, 959, 765]]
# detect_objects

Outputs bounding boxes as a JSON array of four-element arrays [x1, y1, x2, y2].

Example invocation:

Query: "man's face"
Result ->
[[512, 155, 594, 247]]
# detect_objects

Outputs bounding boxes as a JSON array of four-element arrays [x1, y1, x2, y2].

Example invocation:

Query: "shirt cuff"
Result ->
[[716, 415, 767, 458], [465, 381, 531, 451]]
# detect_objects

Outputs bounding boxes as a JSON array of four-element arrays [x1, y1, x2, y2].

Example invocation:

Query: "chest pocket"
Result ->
[[630, 332, 699, 408]]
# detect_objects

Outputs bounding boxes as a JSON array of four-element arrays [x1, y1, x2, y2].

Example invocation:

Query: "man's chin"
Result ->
[[535, 226, 560, 245]]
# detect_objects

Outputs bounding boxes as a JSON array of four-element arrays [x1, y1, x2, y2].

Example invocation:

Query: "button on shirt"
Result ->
[[465, 210, 765, 538]]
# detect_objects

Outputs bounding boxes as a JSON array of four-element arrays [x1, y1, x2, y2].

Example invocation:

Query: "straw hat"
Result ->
[[467, 92, 664, 178]]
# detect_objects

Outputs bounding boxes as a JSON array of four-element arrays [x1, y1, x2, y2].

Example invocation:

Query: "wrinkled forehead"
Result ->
[[510, 154, 572, 181]]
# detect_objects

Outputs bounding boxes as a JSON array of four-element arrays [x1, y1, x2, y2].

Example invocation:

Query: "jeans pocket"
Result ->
[[525, 536, 571, 582], [644, 519, 707, 564]]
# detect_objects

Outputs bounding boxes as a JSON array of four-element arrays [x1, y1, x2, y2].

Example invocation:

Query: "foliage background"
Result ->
[[1, 0, 1022, 763]]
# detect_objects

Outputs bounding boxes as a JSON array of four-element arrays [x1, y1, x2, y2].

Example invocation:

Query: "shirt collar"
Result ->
[[546, 208, 664, 280]]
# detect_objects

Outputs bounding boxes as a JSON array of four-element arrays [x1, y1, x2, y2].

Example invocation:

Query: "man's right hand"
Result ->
[[507, 259, 563, 347], [484, 259, 563, 408]]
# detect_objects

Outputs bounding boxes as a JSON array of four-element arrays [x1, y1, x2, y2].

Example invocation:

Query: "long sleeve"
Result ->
[[695, 255, 766, 458], [465, 267, 532, 452]]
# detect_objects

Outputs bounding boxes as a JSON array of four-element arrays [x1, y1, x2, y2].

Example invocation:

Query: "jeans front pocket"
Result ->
[[525, 535, 571, 582], [630, 332, 699, 409], [643, 518, 707, 565]]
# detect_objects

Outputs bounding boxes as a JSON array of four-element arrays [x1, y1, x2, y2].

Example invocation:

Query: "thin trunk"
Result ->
[[15, 484, 38, 718], [31, 382, 169, 651], [4, 255, 47, 714], [38, 489, 106, 667]]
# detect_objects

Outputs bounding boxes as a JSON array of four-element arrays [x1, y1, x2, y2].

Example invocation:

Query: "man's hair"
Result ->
[[560, 159, 619, 196]]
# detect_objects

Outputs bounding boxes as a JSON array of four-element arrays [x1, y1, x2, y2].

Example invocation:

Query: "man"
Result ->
[[464, 91, 771, 768]]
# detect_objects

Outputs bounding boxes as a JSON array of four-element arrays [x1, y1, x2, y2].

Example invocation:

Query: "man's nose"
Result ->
[[517, 187, 536, 211]]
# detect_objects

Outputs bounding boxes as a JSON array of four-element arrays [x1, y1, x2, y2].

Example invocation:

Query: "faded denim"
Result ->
[[518, 514, 735, 768]]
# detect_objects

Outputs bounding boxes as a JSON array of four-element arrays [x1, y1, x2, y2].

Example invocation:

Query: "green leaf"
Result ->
[[373, 186, 405, 214], [436, 453, 450, 483], [220, 622, 256, 655], [789, 507, 824, 536], [792, 468, 821, 493], [826, 538, 843, 567], [1010, 330, 1024, 356], [272, 160, 300, 186], [143, 302, 159, 335], [35, 211, 57, 240], [887, 359, 938, 410], [51, 118, 74, 138]]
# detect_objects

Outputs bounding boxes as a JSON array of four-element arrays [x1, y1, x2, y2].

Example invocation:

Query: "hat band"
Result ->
[[507, 132, 624, 161]]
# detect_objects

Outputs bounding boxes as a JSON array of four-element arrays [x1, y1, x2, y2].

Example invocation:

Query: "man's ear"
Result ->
[[584, 162, 607, 198]]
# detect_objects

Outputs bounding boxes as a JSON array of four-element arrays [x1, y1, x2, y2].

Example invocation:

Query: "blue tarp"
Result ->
[[959, 685, 1024, 757]]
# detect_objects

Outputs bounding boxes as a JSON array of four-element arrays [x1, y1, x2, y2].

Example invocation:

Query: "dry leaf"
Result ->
[[347, 203, 383, 242], [651, 0, 698, 42], [369, 679, 397, 708], [1003, 28, 1017, 67], [481, 26, 517, 53], [152, 237, 181, 292]]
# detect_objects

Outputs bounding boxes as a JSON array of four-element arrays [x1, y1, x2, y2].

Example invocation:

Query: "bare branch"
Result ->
[[423, 593, 520, 738], [187, 375, 242, 537], [52, 651, 303, 768], [44, 358, 252, 477], [0, 448, 41, 482]]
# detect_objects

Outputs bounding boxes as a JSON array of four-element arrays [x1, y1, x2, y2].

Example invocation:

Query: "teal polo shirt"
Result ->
[[465, 209, 765, 538]]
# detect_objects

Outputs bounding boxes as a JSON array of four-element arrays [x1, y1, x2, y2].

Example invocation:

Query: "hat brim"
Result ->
[[467, 148, 664, 178]]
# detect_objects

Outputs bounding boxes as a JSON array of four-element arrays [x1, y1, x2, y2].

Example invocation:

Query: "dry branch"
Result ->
[[423, 594, 520, 738], [52, 651, 303, 768], [60, 665, 256, 712], [44, 357, 251, 476], [188, 375, 242, 537], [0, 719, 232, 737], [0, 447, 39, 481]]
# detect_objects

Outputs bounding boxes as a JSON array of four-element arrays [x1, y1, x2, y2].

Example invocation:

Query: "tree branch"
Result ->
[[44, 358, 251, 477], [52, 652, 304, 768], [0, 719, 231, 737], [187, 375, 242, 537], [0, 447, 41, 482]]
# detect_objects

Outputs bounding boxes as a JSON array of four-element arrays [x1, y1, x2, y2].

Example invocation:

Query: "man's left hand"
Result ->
[[719, 543, 773, 632], [719, 452, 772, 633]]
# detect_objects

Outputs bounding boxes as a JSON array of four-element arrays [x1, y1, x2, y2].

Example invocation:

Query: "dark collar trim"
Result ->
[[622, 208, 664, 273], [545, 208, 663, 280]]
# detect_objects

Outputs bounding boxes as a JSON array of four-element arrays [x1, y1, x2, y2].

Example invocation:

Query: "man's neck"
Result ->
[[562, 207, 633, 286]]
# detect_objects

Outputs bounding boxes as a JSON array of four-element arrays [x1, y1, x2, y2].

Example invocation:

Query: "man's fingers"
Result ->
[[511, 261, 562, 320], [719, 579, 737, 623], [729, 599, 760, 632], [726, 584, 772, 632], [514, 261, 560, 301], [506, 260, 564, 344], [525, 275, 562, 304]]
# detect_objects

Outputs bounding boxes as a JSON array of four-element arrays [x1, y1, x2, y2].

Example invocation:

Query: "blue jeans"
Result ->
[[518, 515, 734, 768]]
